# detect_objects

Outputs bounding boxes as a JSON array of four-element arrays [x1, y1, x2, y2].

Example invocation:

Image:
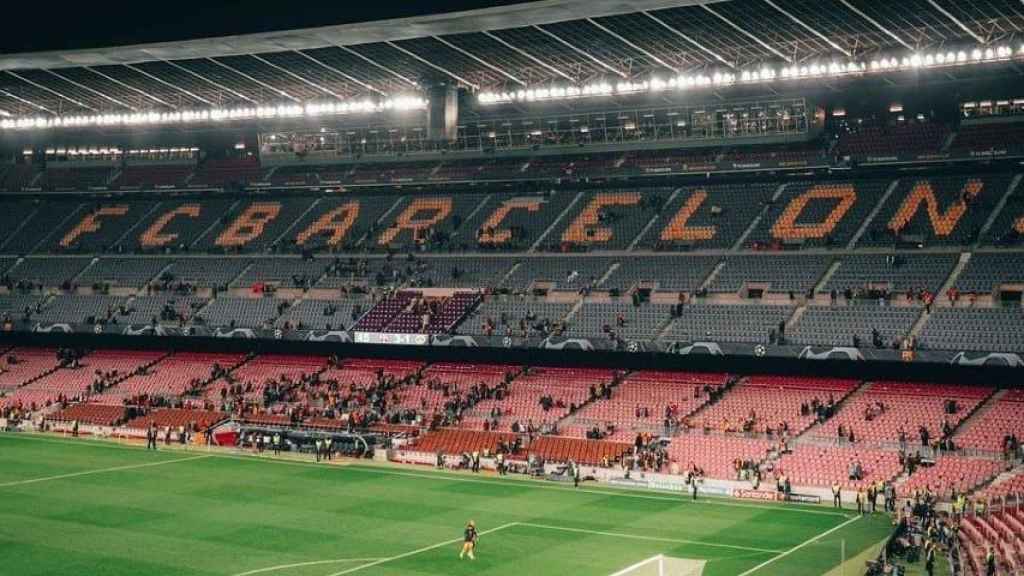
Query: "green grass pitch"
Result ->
[[0, 433, 892, 575]]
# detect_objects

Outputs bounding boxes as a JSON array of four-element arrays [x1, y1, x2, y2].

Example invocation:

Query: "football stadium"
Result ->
[[0, 1, 1023, 574]]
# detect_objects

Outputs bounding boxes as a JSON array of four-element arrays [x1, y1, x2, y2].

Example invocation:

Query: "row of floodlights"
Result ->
[[478, 45, 1024, 104], [0, 96, 427, 131]]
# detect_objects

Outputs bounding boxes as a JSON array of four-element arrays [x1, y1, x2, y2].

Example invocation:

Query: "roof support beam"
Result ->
[[385, 41, 480, 89], [335, 44, 419, 89], [4, 71, 97, 112], [641, 11, 734, 69], [162, 60, 257, 104], [0, 88, 54, 115], [923, 0, 986, 44], [85, 67, 177, 109], [761, 0, 853, 57], [838, 0, 914, 50], [293, 51, 384, 96], [700, 6, 792, 62], [532, 25, 627, 78], [125, 64, 212, 106], [480, 31, 575, 83], [207, 58, 300, 103], [432, 36, 526, 85], [585, 18, 679, 72], [44, 69, 137, 111], [248, 54, 343, 100]]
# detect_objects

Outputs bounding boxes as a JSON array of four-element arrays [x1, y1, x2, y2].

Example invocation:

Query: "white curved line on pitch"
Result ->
[[230, 558, 385, 576]]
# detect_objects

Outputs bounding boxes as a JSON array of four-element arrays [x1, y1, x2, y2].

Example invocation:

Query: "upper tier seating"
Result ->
[[787, 304, 921, 348], [635, 183, 770, 250], [130, 199, 236, 252], [955, 253, 1024, 293], [372, 194, 487, 252], [159, 258, 253, 288], [190, 157, 263, 188], [415, 258, 517, 290], [282, 196, 396, 253], [709, 255, 832, 293], [776, 445, 903, 490], [548, 188, 672, 251], [859, 175, 1011, 247], [950, 122, 1024, 156], [0, 164, 38, 192], [38, 166, 116, 191], [459, 192, 576, 252], [382, 292, 480, 335], [954, 389, 1024, 452], [115, 295, 208, 326], [825, 254, 958, 295], [231, 258, 328, 288], [837, 121, 949, 159], [663, 304, 794, 344], [113, 164, 195, 189], [193, 198, 316, 253], [918, 307, 1024, 352], [746, 180, 891, 249], [811, 381, 991, 445], [0, 202, 41, 250], [696, 375, 859, 435]]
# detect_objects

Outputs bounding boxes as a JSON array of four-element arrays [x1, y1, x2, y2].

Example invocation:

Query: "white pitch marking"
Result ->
[[517, 522, 783, 554], [325, 522, 520, 575], [229, 558, 385, 576], [736, 514, 862, 576], [0, 454, 211, 487]]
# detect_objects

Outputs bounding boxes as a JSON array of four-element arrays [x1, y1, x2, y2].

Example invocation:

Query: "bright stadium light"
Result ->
[[474, 43, 1024, 106], [0, 94, 427, 131]]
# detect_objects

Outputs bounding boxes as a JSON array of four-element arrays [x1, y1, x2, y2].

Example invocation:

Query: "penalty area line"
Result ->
[[230, 558, 386, 576], [736, 514, 862, 576], [325, 522, 520, 575], [517, 522, 783, 554]]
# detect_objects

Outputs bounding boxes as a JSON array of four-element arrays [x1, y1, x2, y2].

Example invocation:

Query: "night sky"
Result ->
[[0, 0, 533, 55]]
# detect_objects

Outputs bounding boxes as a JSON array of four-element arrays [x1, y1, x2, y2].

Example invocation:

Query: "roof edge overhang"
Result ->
[[0, 0, 724, 71]]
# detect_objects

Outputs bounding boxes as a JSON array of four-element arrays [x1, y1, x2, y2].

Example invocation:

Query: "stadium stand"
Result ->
[[636, 183, 769, 250], [954, 252, 1024, 293], [954, 389, 1024, 453], [76, 258, 173, 288], [776, 444, 903, 490], [113, 164, 195, 189], [709, 255, 832, 294], [824, 253, 959, 295], [47, 404, 126, 426], [602, 256, 718, 293], [788, 304, 921, 348], [896, 457, 1005, 499], [663, 304, 794, 344], [918, 307, 1024, 352], [837, 121, 949, 160]]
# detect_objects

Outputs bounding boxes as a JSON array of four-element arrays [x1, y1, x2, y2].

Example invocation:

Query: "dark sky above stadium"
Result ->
[[0, 0, 534, 54]]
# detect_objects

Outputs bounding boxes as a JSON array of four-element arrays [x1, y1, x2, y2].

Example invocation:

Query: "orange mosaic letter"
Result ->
[[295, 201, 360, 247], [477, 198, 543, 245], [771, 184, 857, 240], [561, 192, 640, 244], [659, 190, 716, 242], [139, 204, 201, 248], [887, 179, 983, 237], [60, 205, 129, 248], [215, 202, 282, 248], [377, 198, 453, 245]]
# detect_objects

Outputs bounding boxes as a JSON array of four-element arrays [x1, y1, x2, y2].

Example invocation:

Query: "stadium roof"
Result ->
[[0, 0, 1022, 118]]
